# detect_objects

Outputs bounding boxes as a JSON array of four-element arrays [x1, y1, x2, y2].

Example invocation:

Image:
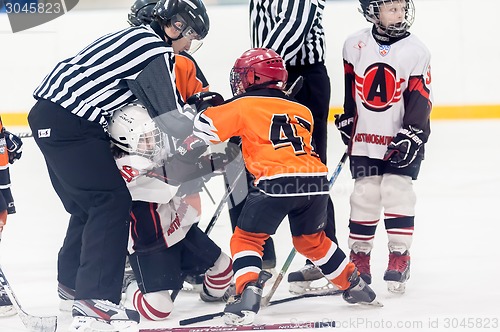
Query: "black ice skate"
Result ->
[[342, 268, 383, 307], [223, 270, 272, 326], [383, 244, 410, 294], [0, 284, 15, 317], [287, 264, 341, 296]]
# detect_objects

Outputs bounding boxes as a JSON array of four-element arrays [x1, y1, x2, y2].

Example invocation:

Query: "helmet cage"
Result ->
[[361, 0, 415, 38], [109, 104, 164, 160], [230, 67, 253, 96]]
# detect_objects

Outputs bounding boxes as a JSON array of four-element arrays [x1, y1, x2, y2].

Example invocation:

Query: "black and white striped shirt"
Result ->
[[250, 0, 327, 66], [34, 25, 182, 129]]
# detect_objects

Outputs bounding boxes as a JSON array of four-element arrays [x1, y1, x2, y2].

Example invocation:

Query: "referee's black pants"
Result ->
[[28, 99, 131, 304], [287, 62, 337, 243]]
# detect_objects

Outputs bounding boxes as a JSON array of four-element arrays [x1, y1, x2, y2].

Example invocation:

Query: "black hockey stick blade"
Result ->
[[179, 310, 224, 326]]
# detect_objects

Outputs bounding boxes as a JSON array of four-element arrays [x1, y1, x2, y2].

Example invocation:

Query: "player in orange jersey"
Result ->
[[0, 116, 23, 316], [191, 48, 380, 326]]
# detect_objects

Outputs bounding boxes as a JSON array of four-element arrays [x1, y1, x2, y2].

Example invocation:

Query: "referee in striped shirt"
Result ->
[[27, 0, 209, 325], [249, 0, 339, 281]]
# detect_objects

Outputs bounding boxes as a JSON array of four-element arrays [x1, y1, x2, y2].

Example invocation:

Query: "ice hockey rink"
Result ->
[[2, 0, 500, 330], [1, 119, 499, 331]]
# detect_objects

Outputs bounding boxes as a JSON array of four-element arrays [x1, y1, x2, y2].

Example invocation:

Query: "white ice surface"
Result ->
[[1, 120, 499, 331]]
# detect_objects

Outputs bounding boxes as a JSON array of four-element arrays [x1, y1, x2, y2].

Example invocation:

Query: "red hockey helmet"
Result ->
[[230, 48, 288, 96]]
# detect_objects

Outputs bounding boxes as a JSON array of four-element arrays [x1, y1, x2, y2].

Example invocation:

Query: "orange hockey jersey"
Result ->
[[174, 52, 209, 102], [193, 89, 329, 197]]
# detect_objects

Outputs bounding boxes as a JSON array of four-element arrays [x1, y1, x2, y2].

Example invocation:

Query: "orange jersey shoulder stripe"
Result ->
[[198, 95, 327, 181]]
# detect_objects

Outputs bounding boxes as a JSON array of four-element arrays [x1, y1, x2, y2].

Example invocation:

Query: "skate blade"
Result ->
[[387, 281, 406, 294], [0, 305, 16, 317], [289, 280, 339, 296], [70, 316, 139, 332], [360, 298, 384, 307], [223, 311, 256, 326]]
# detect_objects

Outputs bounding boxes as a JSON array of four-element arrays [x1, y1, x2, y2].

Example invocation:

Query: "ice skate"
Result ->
[[349, 241, 372, 284], [287, 264, 341, 296], [341, 265, 382, 307], [70, 299, 140, 332], [199, 283, 235, 303], [183, 273, 205, 293], [384, 243, 410, 294], [58, 282, 75, 312], [121, 257, 136, 299], [0, 284, 15, 317], [223, 270, 272, 326]]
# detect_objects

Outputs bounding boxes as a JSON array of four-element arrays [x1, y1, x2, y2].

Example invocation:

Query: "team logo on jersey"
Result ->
[[356, 63, 405, 112], [379, 45, 391, 56]]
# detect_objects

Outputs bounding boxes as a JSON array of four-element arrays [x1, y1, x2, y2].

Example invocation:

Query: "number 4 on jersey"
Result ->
[[269, 114, 311, 155]]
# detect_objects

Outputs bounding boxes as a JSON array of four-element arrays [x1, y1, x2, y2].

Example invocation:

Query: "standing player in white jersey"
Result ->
[[335, 0, 432, 294]]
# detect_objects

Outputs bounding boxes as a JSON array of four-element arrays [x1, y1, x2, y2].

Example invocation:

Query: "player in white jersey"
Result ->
[[335, 0, 432, 294], [108, 103, 234, 320]]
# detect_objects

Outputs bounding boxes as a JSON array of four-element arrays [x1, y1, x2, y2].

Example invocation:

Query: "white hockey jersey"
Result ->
[[342, 28, 433, 160], [115, 154, 200, 253]]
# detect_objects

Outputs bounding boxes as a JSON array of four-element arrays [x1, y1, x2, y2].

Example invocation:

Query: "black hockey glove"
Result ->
[[4, 130, 23, 164], [175, 134, 208, 163], [384, 125, 425, 168], [148, 152, 233, 186], [334, 113, 354, 145], [186, 91, 225, 113]]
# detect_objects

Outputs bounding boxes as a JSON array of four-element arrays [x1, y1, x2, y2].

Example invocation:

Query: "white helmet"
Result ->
[[109, 103, 164, 160]]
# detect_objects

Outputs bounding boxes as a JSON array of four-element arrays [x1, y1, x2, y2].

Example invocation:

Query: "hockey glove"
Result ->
[[175, 134, 208, 163], [4, 130, 23, 164], [384, 125, 425, 168], [186, 91, 225, 113], [334, 113, 354, 145]]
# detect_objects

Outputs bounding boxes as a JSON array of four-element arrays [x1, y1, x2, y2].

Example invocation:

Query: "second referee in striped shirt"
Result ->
[[249, 0, 339, 291]]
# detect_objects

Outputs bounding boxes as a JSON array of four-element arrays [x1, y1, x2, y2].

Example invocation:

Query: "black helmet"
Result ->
[[128, 0, 158, 26], [358, 0, 415, 38], [153, 0, 209, 40]]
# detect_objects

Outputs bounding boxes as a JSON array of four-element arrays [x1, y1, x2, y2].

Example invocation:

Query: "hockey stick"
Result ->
[[0, 236, 58, 332], [178, 289, 341, 327], [170, 163, 246, 301], [259, 150, 349, 307], [285, 76, 304, 98], [13, 131, 33, 139], [142, 320, 335, 332], [260, 246, 296, 307], [203, 162, 246, 236]]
